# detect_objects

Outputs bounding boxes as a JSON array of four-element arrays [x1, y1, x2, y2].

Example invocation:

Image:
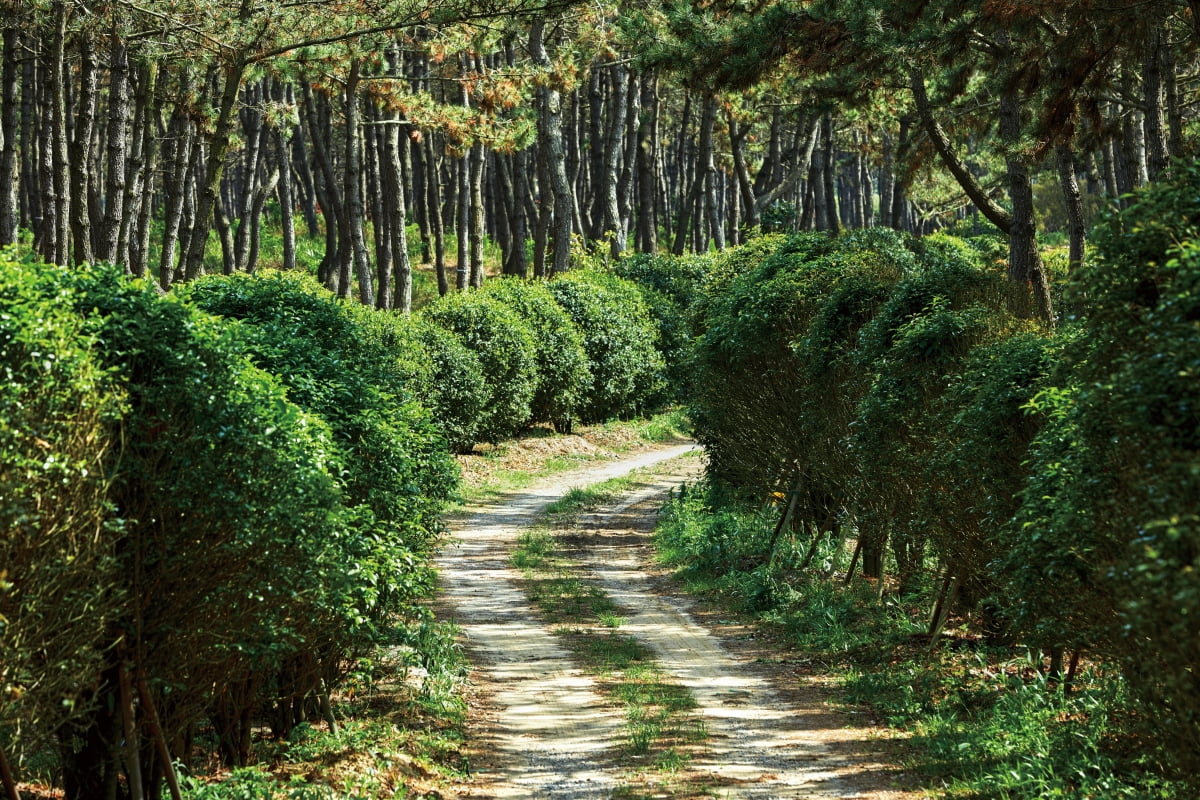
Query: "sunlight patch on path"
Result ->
[[437, 444, 698, 798]]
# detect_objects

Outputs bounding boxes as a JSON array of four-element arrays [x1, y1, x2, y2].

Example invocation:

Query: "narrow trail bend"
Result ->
[[437, 445, 917, 799]]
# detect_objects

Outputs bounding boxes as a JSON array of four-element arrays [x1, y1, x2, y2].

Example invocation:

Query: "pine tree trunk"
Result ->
[[602, 60, 628, 258], [183, 58, 247, 281], [820, 113, 839, 234], [1056, 143, 1085, 276], [158, 86, 196, 288], [469, 141, 485, 288], [0, 27, 19, 245], [635, 71, 659, 252], [125, 62, 158, 277], [530, 19, 574, 275], [98, 35, 130, 265], [1142, 25, 1169, 181], [270, 81, 296, 271], [424, 134, 448, 294], [997, 47, 1054, 325], [672, 95, 715, 255], [341, 60, 373, 304], [18, 32, 38, 234], [69, 31, 97, 265]]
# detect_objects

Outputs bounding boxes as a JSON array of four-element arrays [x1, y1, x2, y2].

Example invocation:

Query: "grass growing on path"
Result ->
[[508, 466, 717, 797]]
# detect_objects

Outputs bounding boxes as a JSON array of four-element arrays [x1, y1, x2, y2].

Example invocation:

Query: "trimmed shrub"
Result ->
[[0, 253, 125, 757], [50, 264, 348, 788], [481, 278, 592, 431], [548, 270, 666, 422], [184, 271, 456, 548], [422, 291, 539, 442], [375, 312, 487, 453], [1003, 164, 1200, 780]]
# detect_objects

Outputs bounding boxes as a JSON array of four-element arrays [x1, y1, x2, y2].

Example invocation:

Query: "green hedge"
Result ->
[[421, 291, 540, 444], [548, 270, 666, 422], [0, 252, 125, 757], [481, 278, 592, 432]]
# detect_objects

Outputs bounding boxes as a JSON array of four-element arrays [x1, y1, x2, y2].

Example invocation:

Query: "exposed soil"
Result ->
[[437, 444, 922, 799]]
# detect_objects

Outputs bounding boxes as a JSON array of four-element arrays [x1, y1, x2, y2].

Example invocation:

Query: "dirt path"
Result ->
[[437, 446, 918, 799]]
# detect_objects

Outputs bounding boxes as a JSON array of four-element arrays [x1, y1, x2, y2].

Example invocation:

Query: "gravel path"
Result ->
[[437, 445, 917, 799]]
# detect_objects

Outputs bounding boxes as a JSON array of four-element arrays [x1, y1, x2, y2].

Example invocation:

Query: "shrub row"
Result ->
[[676, 166, 1200, 782], [417, 269, 666, 449], [0, 263, 456, 796]]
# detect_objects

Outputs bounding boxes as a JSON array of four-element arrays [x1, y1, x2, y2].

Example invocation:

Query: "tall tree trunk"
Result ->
[[1142, 25, 1169, 181], [820, 113, 839, 234], [878, 130, 895, 228], [672, 95, 715, 255], [997, 41, 1054, 325], [69, 31, 97, 265], [469, 141, 485, 288], [270, 82, 296, 271], [302, 84, 343, 289], [423, 134, 448, 294], [601, 60, 628, 258], [18, 34, 38, 235], [635, 71, 659, 253], [124, 62, 158, 276], [1056, 143, 1085, 277], [617, 69, 639, 251], [46, 2, 70, 265], [530, 19, 574, 275], [703, 99, 725, 251], [183, 58, 247, 280], [0, 27, 19, 245], [382, 72, 412, 311], [341, 60, 373, 304], [455, 154, 469, 289], [99, 35, 130, 266], [158, 85, 196, 288]]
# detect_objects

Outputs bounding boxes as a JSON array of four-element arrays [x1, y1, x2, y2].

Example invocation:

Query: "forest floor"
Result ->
[[438, 438, 922, 799]]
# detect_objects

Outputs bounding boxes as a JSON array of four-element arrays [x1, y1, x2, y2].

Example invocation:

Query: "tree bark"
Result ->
[[997, 44, 1054, 325], [530, 19, 574, 275], [0, 27, 19, 245], [672, 94, 716, 255], [601, 60, 628, 258], [183, 56, 246, 280], [1056, 143, 1085, 277], [341, 59, 373, 304], [635, 71, 659, 253]]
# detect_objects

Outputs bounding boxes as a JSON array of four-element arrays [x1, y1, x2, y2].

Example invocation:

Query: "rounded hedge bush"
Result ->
[[406, 315, 489, 453], [482, 278, 592, 432], [0, 253, 125, 756], [421, 291, 540, 443], [1005, 164, 1200, 781], [53, 264, 349, 786], [548, 270, 665, 423]]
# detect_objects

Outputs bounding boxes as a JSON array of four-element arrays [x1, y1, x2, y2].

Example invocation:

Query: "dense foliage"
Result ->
[[420, 291, 541, 443], [660, 165, 1200, 790], [548, 269, 667, 423], [480, 278, 592, 432]]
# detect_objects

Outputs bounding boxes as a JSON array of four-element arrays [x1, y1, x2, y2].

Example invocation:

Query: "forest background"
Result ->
[[2, 0, 1200, 798]]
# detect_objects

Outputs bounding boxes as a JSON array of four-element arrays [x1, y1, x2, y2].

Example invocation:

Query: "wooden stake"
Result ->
[[0, 742, 21, 800], [843, 538, 863, 585], [136, 673, 182, 800], [117, 666, 145, 800]]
